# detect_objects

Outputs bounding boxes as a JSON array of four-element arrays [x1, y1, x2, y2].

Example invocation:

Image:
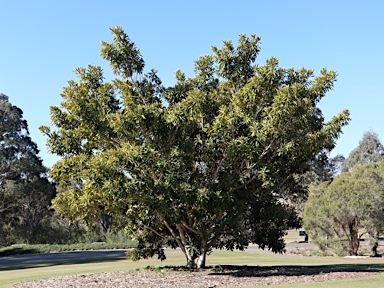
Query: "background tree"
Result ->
[[41, 27, 350, 268], [294, 152, 345, 212], [303, 161, 384, 256], [342, 131, 384, 172], [0, 93, 56, 245]]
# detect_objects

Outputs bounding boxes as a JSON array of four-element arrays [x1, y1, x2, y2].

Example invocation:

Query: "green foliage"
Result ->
[[342, 131, 384, 172], [42, 27, 350, 268], [0, 94, 56, 246], [303, 161, 384, 256], [294, 153, 345, 213]]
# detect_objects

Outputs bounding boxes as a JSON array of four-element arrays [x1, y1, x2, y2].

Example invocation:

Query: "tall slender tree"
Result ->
[[0, 93, 55, 245]]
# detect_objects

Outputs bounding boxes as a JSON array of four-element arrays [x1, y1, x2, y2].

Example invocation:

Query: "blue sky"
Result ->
[[1, 0, 383, 168]]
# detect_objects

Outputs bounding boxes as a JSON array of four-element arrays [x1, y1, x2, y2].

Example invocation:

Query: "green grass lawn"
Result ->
[[284, 229, 306, 243], [1, 250, 384, 288]]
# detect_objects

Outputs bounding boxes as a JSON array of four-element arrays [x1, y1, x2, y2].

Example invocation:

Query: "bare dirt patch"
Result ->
[[14, 265, 380, 288]]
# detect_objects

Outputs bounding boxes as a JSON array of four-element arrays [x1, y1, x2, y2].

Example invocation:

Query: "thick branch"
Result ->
[[0, 202, 16, 213], [181, 220, 202, 235], [185, 205, 194, 227], [156, 212, 179, 240], [207, 233, 221, 249], [177, 224, 193, 260], [156, 211, 186, 254]]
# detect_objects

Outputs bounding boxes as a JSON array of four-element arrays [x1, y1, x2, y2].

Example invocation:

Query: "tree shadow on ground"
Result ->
[[0, 255, 127, 272], [0, 247, 41, 257], [161, 263, 384, 277]]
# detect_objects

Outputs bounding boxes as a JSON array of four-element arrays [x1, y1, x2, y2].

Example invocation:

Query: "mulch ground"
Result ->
[[14, 265, 380, 288]]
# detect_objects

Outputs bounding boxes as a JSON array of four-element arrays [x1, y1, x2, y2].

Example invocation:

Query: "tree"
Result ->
[[41, 27, 350, 268], [0, 94, 56, 245], [303, 161, 384, 256], [342, 131, 384, 172], [293, 152, 345, 213]]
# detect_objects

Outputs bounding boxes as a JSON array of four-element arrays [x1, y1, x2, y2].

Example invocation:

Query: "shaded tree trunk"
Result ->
[[183, 241, 208, 269], [371, 232, 381, 257], [195, 250, 207, 268], [195, 242, 207, 268], [372, 241, 379, 257], [349, 216, 359, 256], [185, 248, 195, 269], [99, 212, 112, 233]]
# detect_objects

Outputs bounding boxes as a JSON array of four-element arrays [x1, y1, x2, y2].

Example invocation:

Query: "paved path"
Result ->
[[0, 250, 127, 266]]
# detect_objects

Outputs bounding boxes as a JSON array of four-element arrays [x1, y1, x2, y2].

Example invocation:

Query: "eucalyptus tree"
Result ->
[[41, 27, 350, 268], [342, 131, 384, 172], [0, 93, 55, 245], [303, 161, 384, 256]]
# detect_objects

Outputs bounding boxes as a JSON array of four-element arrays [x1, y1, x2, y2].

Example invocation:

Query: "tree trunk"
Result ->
[[180, 244, 197, 269], [183, 242, 208, 269], [349, 217, 359, 256], [195, 241, 208, 268], [195, 250, 207, 268], [372, 241, 379, 257], [371, 232, 380, 257], [186, 257, 195, 269], [182, 247, 195, 269]]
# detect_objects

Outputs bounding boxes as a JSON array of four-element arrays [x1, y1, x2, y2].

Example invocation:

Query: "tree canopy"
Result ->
[[41, 27, 350, 268], [342, 131, 384, 172], [303, 160, 384, 256], [0, 93, 55, 245]]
